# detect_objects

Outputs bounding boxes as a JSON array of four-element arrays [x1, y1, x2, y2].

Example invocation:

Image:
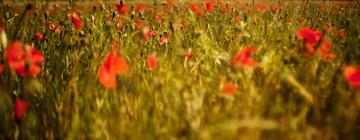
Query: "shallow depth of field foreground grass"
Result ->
[[0, 0, 359, 139]]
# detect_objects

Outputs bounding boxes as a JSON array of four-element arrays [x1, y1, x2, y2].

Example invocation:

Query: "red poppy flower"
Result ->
[[155, 16, 162, 23], [343, 66, 360, 89], [98, 47, 128, 90], [115, 3, 127, 15], [98, 64, 117, 90], [34, 32, 44, 41], [5, 42, 26, 77], [5, 42, 44, 77], [205, 1, 214, 13], [26, 45, 45, 77], [15, 98, 30, 122], [190, 3, 204, 16], [0, 63, 4, 74], [337, 29, 346, 38], [68, 12, 82, 30], [190, 3, 199, 13], [298, 27, 321, 47], [223, 82, 237, 95], [104, 52, 129, 75], [256, 4, 267, 12], [318, 41, 331, 54], [135, 3, 145, 12], [231, 47, 257, 68], [159, 35, 169, 45], [147, 54, 157, 71], [298, 27, 321, 56], [318, 41, 336, 61], [143, 30, 156, 42]]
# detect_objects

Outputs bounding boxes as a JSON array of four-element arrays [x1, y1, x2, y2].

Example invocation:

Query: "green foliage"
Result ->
[[0, 1, 359, 140]]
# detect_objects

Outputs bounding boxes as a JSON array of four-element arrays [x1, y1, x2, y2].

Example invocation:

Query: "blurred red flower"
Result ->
[[135, 3, 145, 12], [34, 32, 44, 41], [147, 54, 157, 71], [256, 4, 267, 12], [98, 47, 128, 90], [318, 41, 336, 61], [115, 2, 127, 15], [343, 66, 360, 89], [298, 27, 321, 47], [5, 42, 26, 76], [223, 82, 237, 95], [231, 47, 257, 68], [15, 98, 30, 122], [205, 1, 214, 13], [68, 12, 82, 30], [144, 30, 156, 42], [159, 35, 169, 45], [190, 3, 204, 16], [5, 42, 44, 77], [26, 45, 45, 77], [337, 29, 346, 38], [0, 63, 4, 74], [155, 16, 162, 23], [98, 65, 117, 90], [297, 27, 321, 56], [190, 3, 199, 13]]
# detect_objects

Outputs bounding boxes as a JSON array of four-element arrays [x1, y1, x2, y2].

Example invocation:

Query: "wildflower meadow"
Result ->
[[0, 0, 359, 139]]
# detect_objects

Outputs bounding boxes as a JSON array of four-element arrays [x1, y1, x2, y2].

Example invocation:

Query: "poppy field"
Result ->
[[0, 0, 359, 139]]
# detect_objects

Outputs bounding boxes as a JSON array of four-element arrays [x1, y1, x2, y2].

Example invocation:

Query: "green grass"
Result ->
[[0, 1, 359, 139]]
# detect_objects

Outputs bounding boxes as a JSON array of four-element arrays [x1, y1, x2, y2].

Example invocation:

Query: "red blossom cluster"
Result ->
[[337, 29, 346, 38], [343, 66, 360, 89], [231, 47, 257, 68], [297, 27, 336, 60], [205, 1, 214, 13], [142, 26, 157, 42], [135, 3, 145, 12], [297, 27, 322, 48], [190, 3, 205, 16], [159, 35, 169, 45], [0, 63, 4, 74], [98, 46, 129, 90], [15, 98, 30, 122], [147, 54, 157, 71], [222, 82, 238, 95], [68, 12, 82, 30], [34, 32, 44, 41], [115, 2, 127, 15], [4, 41, 44, 77]]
